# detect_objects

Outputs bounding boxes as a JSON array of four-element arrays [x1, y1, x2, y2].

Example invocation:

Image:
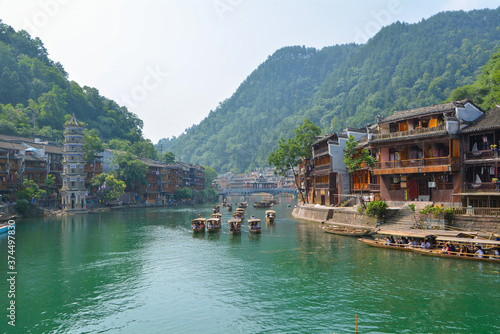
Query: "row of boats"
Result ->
[[191, 209, 277, 234], [321, 224, 500, 263]]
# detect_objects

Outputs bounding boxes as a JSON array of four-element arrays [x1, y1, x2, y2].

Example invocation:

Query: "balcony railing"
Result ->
[[314, 147, 329, 156], [374, 156, 459, 170], [372, 124, 446, 141], [463, 182, 496, 192], [313, 164, 330, 173], [464, 150, 498, 160], [370, 184, 380, 192], [453, 207, 500, 216]]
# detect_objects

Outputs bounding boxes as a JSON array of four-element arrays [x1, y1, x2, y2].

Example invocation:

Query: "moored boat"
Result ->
[[191, 218, 206, 232], [0, 214, 16, 223], [321, 225, 377, 237], [248, 218, 262, 234], [207, 218, 221, 232], [228, 218, 242, 234], [409, 236, 500, 263], [265, 210, 276, 223]]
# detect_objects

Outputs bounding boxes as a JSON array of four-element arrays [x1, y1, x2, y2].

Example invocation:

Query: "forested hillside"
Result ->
[[0, 21, 157, 159], [159, 7, 500, 173]]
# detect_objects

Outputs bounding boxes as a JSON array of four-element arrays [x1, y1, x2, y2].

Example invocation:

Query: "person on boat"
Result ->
[[386, 236, 391, 245], [475, 246, 484, 258], [425, 240, 431, 249], [441, 243, 450, 254], [208, 221, 213, 229]]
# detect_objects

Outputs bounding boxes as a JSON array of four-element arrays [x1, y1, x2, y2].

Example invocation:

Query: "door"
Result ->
[[418, 179, 430, 199], [408, 179, 418, 200]]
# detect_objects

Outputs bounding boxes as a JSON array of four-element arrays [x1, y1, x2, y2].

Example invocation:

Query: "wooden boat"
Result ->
[[233, 208, 245, 220], [191, 218, 206, 232], [265, 210, 276, 223], [409, 236, 500, 263], [0, 214, 16, 222], [253, 200, 273, 208], [321, 225, 377, 237], [237, 202, 248, 208], [0, 223, 12, 234], [227, 204, 233, 212], [358, 230, 438, 251], [248, 218, 262, 234], [206, 218, 221, 232], [228, 218, 242, 234], [358, 238, 416, 251], [211, 213, 222, 221], [213, 205, 221, 214]]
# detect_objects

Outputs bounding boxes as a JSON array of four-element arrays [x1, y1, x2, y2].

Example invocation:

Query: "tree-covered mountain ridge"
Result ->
[[158, 7, 500, 173]]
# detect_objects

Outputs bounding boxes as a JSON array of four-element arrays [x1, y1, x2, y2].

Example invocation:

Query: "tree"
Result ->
[[83, 129, 104, 162], [92, 174, 126, 203], [16, 179, 46, 201], [268, 119, 321, 203], [343, 135, 376, 205], [162, 151, 176, 164], [203, 166, 218, 189], [112, 152, 148, 189]]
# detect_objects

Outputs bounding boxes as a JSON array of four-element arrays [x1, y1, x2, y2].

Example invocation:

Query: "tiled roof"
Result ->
[[378, 99, 470, 124], [462, 106, 500, 133]]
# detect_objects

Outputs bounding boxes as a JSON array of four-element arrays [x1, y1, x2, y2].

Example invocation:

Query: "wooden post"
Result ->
[[356, 314, 358, 333]]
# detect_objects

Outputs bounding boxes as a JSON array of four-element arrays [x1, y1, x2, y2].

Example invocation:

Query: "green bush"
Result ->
[[364, 200, 388, 218], [15, 199, 30, 215]]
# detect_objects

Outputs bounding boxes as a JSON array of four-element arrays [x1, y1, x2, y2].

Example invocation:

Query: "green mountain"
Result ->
[[0, 21, 157, 159], [158, 7, 500, 173]]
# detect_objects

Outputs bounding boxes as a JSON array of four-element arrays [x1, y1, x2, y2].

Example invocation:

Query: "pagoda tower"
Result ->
[[61, 114, 88, 212]]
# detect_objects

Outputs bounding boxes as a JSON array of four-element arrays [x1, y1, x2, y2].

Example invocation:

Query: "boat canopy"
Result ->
[[211, 213, 222, 218], [265, 210, 276, 215], [435, 236, 500, 245], [228, 218, 242, 223], [380, 230, 478, 238], [248, 219, 261, 223], [207, 218, 219, 223], [192, 218, 206, 223]]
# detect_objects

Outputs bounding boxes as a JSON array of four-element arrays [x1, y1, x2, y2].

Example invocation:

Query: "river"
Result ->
[[1, 195, 499, 333]]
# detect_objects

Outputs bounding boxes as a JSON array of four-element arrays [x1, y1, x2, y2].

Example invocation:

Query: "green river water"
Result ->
[[1, 196, 499, 334]]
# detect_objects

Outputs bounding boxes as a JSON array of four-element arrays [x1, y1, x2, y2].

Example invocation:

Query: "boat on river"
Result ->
[[321, 225, 377, 237], [206, 218, 221, 232], [248, 218, 262, 234], [191, 218, 206, 232], [0, 214, 16, 223], [227, 204, 232, 212], [358, 230, 453, 251], [265, 210, 276, 223], [253, 200, 273, 208], [0, 223, 11, 234], [237, 202, 248, 208], [409, 236, 500, 263], [233, 208, 245, 220], [228, 218, 241, 234]]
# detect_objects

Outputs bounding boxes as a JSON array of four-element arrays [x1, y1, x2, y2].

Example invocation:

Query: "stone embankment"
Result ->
[[292, 203, 500, 236]]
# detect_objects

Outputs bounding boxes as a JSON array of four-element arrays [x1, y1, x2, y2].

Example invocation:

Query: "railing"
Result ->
[[353, 184, 370, 191], [313, 164, 330, 173], [463, 182, 497, 192], [373, 124, 446, 140], [453, 207, 500, 216], [370, 184, 380, 191], [464, 150, 497, 160], [374, 156, 459, 170], [314, 147, 329, 156]]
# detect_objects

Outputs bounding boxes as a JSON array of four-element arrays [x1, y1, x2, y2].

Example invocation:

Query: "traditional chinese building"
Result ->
[[60, 115, 88, 212]]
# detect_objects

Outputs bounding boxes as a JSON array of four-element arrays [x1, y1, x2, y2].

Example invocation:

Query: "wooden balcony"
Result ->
[[372, 124, 446, 141], [312, 164, 331, 174], [373, 156, 460, 175], [453, 207, 500, 217], [463, 182, 497, 192], [313, 147, 329, 156]]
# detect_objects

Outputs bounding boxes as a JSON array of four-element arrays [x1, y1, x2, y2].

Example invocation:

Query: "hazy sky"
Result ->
[[0, 0, 498, 143]]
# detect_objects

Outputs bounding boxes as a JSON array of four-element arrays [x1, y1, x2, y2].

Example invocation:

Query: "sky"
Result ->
[[0, 0, 499, 143]]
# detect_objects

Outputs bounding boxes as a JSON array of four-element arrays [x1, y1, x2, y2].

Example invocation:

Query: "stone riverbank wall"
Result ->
[[292, 205, 380, 228]]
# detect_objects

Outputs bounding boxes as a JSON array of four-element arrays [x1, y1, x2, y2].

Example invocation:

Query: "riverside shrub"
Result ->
[[364, 200, 388, 218]]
